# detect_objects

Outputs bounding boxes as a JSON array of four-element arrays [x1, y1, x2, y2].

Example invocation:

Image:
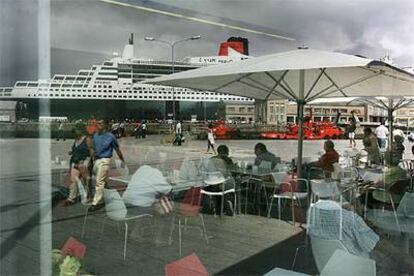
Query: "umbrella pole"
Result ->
[[296, 70, 305, 178], [388, 98, 393, 151], [297, 101, 305, 178], [388, 108, 393, 151]]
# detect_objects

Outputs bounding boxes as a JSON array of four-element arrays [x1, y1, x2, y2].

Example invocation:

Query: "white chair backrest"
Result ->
[[310, 236, 348, 273], [103, 188, 127, 221], [331, 163, 343, 180], [271, 172, 288, 184], [179, 158, 199, 180], [310, 180, 339, 199], [203, 171, 226, 186], [321, 249, 376, 276], [77, 179, 88, 206], [259, 160, 272, 172]]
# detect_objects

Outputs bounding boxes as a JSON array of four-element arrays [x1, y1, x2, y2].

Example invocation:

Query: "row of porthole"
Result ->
[[28, 92, 252, 102]]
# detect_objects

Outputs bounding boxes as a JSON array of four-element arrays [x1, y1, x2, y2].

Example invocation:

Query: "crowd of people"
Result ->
[[60, 116, 414, 274]]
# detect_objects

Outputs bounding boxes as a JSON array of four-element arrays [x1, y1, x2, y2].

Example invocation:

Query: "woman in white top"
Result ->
[[206, 125, 216, 154]]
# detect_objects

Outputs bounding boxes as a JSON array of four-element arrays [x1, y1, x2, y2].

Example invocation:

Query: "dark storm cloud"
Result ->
[[151, 0, 414, 66], [1, 0, 413, 86]]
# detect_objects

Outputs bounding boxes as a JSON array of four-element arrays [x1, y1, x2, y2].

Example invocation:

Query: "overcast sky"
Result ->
[[1, 0, 413, 85]]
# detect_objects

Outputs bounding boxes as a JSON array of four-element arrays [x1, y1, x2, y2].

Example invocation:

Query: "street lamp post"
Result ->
[[144, 35, 201, 121]]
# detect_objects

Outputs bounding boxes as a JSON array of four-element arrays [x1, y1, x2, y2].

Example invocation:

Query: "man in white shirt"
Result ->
[[123, 165, 172, 209], [375, 122, 389, 150]]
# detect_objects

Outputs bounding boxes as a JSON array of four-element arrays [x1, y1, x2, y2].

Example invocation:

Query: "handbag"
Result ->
[[153, 194, 174, 215]]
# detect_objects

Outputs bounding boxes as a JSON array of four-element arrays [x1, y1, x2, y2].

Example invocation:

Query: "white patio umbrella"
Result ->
[[348, 96, 414, 148], [146, 49, 414, 177]]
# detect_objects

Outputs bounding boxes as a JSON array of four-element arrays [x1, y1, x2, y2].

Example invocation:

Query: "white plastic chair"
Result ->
[[310, 180, 340, 203], [321, 249, 376, 276], [201, 171, 236, 217], [267, 173, 309, 226], [310, 236, 349, 273], [101, 189, 152, 260]]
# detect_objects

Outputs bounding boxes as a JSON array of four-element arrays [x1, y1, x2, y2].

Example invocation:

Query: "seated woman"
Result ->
[[305, 140, 339, 179], [202, 145, 235, 215], [65, 126, 93, 205]]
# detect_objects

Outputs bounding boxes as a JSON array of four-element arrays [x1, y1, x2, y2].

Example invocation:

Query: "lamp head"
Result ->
[[190, 35, 201, 40], [144, 37, 155, 41]]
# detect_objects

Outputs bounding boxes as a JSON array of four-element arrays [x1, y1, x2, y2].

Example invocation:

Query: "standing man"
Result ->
[[90, 120, 125, 211], [348, 111, 357, 148], [375, 121, 389, 150], [174, 120, 183, 146], [57, 120, 65, 141], [141, 120, 147, 138]]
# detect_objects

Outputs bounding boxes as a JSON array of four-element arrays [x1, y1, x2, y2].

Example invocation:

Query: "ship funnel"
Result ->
[[122, 33, 134, 59]]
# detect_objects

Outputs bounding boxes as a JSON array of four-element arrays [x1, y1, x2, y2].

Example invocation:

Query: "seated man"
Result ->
[[391, 135, 405, 162], [371, 151, 408, 205], [308, 199, 414, 274], [254, 143, 280, 169], [123, 165, 172, 212], [306, 140, 339, 178], [122, 165, 172, 243]]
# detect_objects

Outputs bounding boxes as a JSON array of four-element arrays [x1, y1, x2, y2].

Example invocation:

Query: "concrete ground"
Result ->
[[1, 136, 413, 275]]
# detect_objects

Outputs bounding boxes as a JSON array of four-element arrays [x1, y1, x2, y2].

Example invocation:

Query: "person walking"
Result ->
[[65, 126, 93, 205], [206, 124, 216, 154], [56, 121, 65, 141], [90, 120, 125, 211], [375, 121, 389, 150], [141, 120, 147, 138], [348, 110, 357, 148], [173, 120, 183, 146]]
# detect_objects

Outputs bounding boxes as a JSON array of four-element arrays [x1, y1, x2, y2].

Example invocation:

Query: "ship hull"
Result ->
[[13, 98, 219, 121]]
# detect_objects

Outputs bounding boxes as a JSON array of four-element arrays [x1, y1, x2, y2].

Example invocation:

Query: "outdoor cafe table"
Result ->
[[229, 166, 287, 215]]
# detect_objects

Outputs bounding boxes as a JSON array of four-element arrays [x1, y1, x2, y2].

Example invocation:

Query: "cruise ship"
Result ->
[[0, 35, 253, 120]]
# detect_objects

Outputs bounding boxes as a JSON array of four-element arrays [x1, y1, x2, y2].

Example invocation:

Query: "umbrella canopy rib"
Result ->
[[212, 73, 254, 92], [395, 99, 414, 109], [238, 79, 271, 96], [264, 70, 290, 100], [304, 68, 326, 100], [323, 71, 348, 97], [264, 71, 298, 100], [244, 75, 275, 92], [308, 71, 384, 102], [281, 79, 296, 96]]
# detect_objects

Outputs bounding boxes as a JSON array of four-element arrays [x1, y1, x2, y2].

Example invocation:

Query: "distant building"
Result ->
[[0, 101, 18, 122], [395, 107, 414, 126], [218, 101, 255, 123]]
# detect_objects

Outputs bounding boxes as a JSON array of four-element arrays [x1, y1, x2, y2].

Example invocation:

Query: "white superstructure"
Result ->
[[0, 36, 253, 103]]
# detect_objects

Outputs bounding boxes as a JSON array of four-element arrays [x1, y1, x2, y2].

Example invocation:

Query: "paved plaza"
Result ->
[[1, 136, 413, 275]]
